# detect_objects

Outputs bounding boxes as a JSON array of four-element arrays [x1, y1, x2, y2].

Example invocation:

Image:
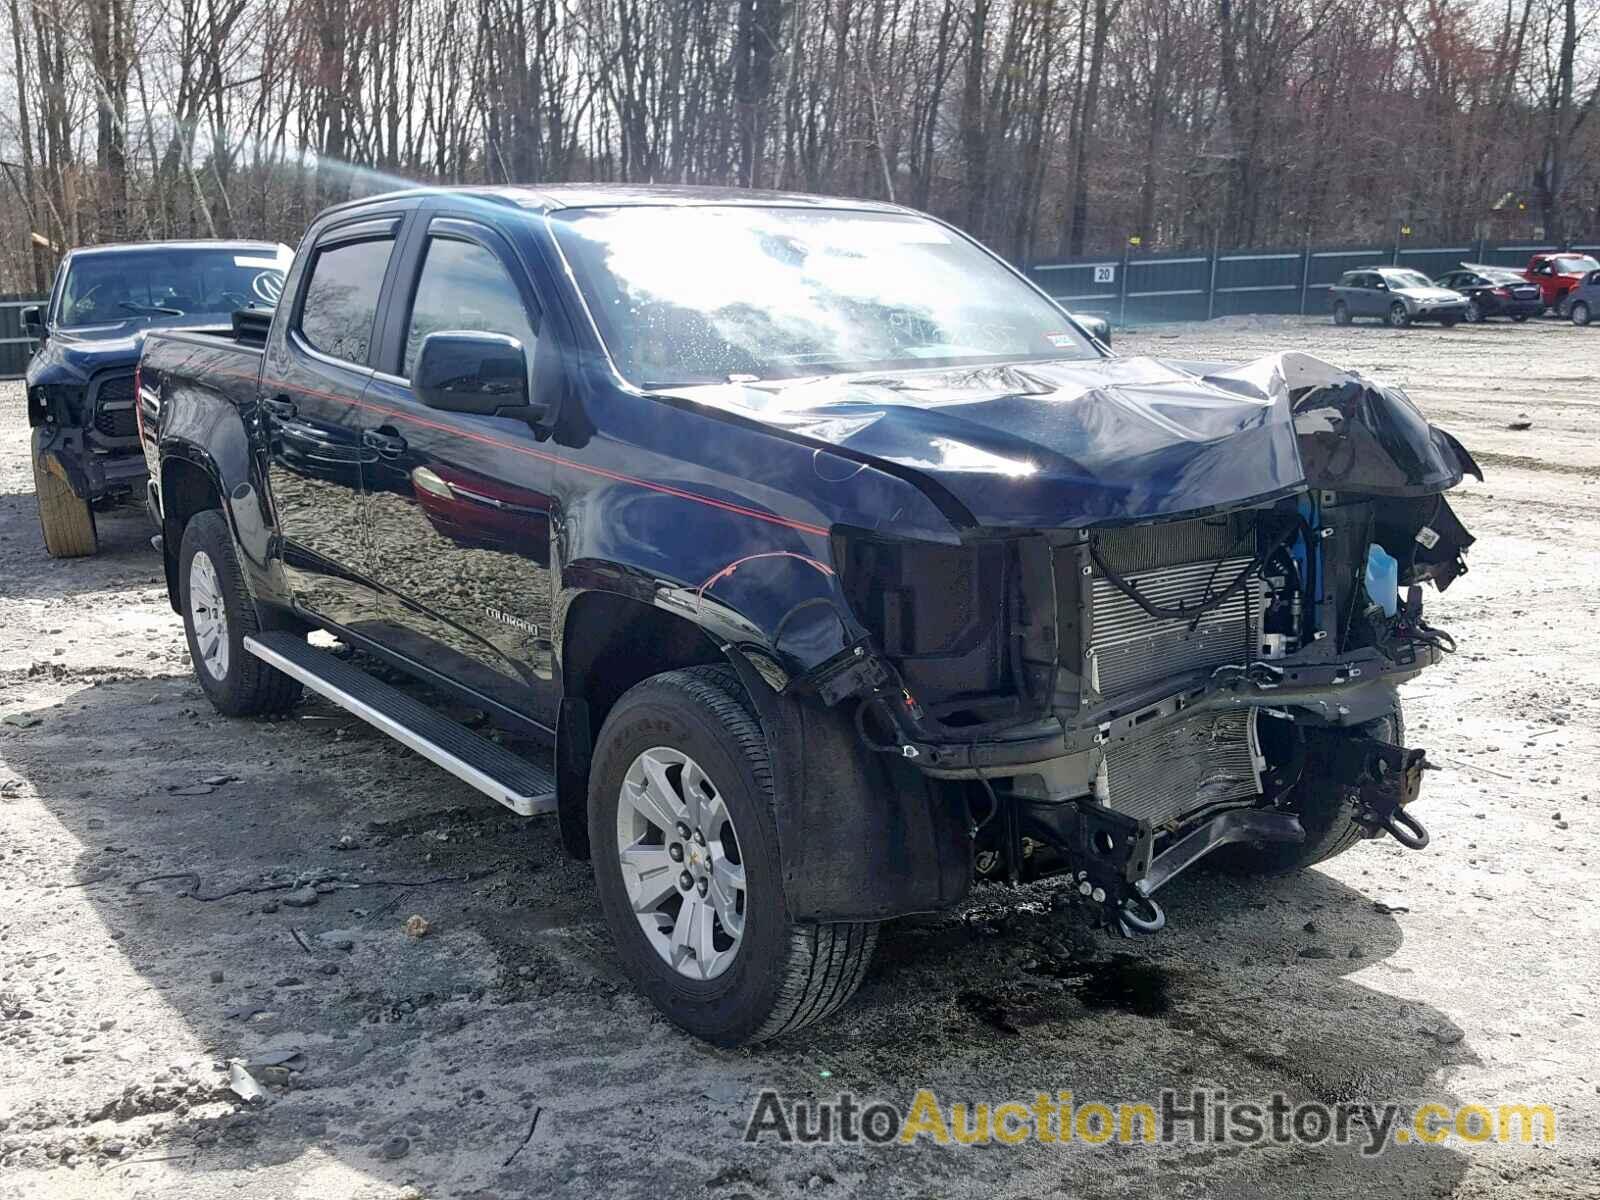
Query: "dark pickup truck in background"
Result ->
[[24, 240, 290, 556], [139, 186, 1478, 1045]]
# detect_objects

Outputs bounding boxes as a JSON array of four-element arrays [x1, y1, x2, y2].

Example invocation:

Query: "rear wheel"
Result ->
[[1572, 301, 1591, 327], [1332, 301, 1351, 326], [178, 510, 301, 717], [589, 665, 877, 1046], [31, 436, 97, 558], [1211, 707, 1405, 876], [1386, 302, 1410, 328]]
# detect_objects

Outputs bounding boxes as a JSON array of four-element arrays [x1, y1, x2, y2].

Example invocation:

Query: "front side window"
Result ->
[[56, 246, 292, 329], [299, 237, 394, 364], [404, 237, 537, 376], [551, 206, 1098, 388]]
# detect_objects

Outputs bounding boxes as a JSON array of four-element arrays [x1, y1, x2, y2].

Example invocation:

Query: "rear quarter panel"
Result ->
[[143, 331, 293, 610]]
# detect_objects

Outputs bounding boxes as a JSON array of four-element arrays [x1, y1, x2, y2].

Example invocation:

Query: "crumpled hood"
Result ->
[[667, 352, 1480, 529]]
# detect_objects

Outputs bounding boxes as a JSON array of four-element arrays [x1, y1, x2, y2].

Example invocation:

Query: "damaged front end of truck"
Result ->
[[781, 351, 1478, 933]]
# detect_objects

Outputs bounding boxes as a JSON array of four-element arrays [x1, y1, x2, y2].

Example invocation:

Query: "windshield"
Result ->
[[1551, 255, 1600, 274], [550, 206, 1098, 387], [56, 246, 292, 328], [1381, 269, 1433, 289]]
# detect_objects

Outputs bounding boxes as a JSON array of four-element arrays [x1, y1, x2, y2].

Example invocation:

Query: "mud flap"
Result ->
[[32, 427, 91, 500], [725, 649, 973, 922]]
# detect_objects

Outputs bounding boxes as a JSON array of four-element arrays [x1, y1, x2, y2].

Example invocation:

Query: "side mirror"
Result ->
[[21, 305, 43, 339], [414, 331, 547, 422]]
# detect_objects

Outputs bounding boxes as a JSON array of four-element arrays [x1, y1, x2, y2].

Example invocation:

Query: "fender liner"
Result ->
[[723, 648, 973, 923], [32, 427, 91, 499]]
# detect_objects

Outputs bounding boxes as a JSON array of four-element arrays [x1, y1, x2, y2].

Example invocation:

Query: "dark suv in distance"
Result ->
[[1329, 267, 1468, 327], [1433, 265, 1542, 323], [24, 240, 291, 556]]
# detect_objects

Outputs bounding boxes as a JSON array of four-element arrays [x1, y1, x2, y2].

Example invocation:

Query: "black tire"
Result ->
[[1465, 298, 1483, 324], [31, 435, 97, 558], [588, 665, 877, 1046], [1386, 302, 1410, 328], [1572, 301, 1591, 327], [1440, 315, 1459, 328], [1332, 301, 1351, 326], [178, 510, 301, 717], [1513, 313, 1530, 323], [1211, 707, 1405, 876]]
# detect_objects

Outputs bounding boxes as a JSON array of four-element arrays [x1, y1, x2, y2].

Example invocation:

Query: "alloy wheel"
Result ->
[[188, 550, 230, 681], [615, 746, 746, 980]]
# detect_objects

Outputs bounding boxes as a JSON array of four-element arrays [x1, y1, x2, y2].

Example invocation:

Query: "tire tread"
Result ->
[[605, 665, 878, 1044], [181, 510, 301, 716]]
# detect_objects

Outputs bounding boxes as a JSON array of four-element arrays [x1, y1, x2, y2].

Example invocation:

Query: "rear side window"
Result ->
[[299, 237, 394, 364], [403, 237, 537, 376]]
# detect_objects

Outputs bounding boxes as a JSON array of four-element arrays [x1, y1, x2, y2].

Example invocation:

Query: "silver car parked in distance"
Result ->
[[1330, 267, 1469, 328], [1556, 269, 1600, 326]]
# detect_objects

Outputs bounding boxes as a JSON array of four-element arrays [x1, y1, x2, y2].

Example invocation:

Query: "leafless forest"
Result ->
[[4, 0, 1600, 293]]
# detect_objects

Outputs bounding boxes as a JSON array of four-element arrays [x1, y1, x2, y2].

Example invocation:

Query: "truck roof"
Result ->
[[65, 239, 287, 258], [323, 183, 912, 219]]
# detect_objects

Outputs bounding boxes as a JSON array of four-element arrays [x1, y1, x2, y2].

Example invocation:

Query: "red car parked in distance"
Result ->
[[1524, 251, 1600, 312]]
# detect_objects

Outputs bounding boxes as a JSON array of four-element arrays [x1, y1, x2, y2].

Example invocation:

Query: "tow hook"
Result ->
[[1319, 734, 1431, 850], [1117, 893, 1166, 937]]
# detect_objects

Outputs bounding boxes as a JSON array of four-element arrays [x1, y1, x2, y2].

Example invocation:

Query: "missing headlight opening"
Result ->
[[827, 356, 1477, 936]]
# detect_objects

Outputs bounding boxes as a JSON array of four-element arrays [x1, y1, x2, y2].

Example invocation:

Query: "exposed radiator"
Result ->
[[1100, 709, 1264, 827], [1082, 515, 1264, 701], [1086, 557, 1262, 698]]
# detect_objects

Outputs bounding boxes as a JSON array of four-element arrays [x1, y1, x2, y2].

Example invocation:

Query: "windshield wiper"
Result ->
[[119, 301, 184, 316]]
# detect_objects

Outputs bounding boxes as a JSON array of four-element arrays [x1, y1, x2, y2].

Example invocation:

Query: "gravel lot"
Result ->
[[2, 315, 1597, 1199]]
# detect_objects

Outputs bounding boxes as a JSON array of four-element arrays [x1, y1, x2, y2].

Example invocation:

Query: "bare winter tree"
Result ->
[[1, 0, 1598, 291]]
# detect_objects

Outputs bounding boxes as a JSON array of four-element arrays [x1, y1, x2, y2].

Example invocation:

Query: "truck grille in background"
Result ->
[[1102, 709, 1263, 827], [1083, 515, 1263, 700], [91, 373, 137, 439]]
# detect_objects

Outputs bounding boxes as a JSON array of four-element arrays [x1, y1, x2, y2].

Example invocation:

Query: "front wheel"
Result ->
[[1465, 298, 1483, 323], [1211, 707, 1405, 876], [1572, 301, 1591, 327], [1332, 301, 1351, 326], [1386, 302, 1410, 328], [178, 510, 302, 717], [588, 665, 877, 1046]]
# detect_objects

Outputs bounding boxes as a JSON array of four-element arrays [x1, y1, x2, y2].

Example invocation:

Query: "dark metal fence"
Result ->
[[1028, 239, 1600, 326], [0, 295, 44, 379]]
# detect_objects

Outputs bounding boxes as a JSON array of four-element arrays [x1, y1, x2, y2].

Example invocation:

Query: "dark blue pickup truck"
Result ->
[[24, 240, 290, 555], [139, 186, 1478, 1044]]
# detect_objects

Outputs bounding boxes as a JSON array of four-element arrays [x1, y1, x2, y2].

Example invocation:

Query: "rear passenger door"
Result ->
[[1353, 273, 1383, 317], [264, 214, 407, 623], [354, 212, 558, 728]]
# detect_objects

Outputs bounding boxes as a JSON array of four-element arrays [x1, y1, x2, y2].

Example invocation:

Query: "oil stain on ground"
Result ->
[[1027, 953, 1172, 1018]]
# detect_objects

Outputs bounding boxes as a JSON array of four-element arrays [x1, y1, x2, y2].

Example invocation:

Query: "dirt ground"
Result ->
[[2, 315, 1598, 1199]]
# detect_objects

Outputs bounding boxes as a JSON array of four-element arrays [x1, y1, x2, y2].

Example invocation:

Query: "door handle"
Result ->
[[261, 395, 297, 420], [362, 427, 408, 458]]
